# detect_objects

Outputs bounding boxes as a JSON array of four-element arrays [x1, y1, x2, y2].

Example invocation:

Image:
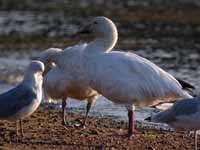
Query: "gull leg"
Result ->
[[16, 121, 19, 137], [20, 119, 24, 137]]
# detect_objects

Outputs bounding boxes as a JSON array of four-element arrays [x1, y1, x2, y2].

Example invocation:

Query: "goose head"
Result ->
[[75, 16, 118, 52], [38, 48, 62, 75]]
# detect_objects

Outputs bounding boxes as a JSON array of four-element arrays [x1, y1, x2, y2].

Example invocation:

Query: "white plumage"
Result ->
[[85, 51, 191, 106], [39, 45, 98, 127], [73, 16, 192, 138]]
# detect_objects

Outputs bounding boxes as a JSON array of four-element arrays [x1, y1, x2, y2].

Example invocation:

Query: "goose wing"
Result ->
[[86, 51, 190, 103]]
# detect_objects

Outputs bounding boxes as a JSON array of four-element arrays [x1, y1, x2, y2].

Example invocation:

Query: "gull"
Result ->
[[70, 16, 193, 139], [39, 47, 99, 127], [145, 98, 200, 150], [0, 60, 44, 137]]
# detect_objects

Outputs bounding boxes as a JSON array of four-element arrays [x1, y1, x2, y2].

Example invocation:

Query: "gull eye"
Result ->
[[94, 21, 98, 24]]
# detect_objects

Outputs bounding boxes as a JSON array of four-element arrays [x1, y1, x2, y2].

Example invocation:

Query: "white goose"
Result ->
[[72, 16, 192, 138], [39, 46, 98, 127]]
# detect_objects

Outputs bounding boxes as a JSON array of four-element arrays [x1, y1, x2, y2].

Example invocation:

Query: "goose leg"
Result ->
[[113, 109, 135, 139], [113, 105, 135, 139], [61, 98, 82, 128], [128, 109, 134, 139], [82, 101, 92, 127], [62, 99, 67, 126], [81, 96, 97, 128]]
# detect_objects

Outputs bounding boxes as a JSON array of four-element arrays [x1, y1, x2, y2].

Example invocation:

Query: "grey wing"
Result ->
[[153, 98, 199, 123], [170, 98, 199, 116], [0, 85, 36, 118]]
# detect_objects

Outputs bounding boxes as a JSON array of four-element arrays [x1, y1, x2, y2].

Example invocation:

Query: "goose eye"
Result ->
[[94, 21, 98, 24]]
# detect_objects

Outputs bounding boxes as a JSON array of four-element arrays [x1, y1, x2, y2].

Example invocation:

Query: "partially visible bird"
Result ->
[[145, 98, 200, 150], [39, 47, 99, 127], [70, 16, 193, 139], [0, 60, 44, 137]]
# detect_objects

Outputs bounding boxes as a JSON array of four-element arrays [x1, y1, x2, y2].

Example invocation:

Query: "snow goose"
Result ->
[[146, 98, 200, 150], [39, 47, 99, 127], [72, 16, 193, 139], [0, 60, 44, 137]]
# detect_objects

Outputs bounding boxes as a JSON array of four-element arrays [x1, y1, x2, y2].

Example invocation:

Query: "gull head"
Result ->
[[26, 60, 45, 80], [23, 60, 45, 88], [28, 60, 45, 75]]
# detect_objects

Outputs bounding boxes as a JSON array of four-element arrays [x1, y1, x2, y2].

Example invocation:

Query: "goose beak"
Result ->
[[144, 116, 152, 121], [68, 24, 92, 39], [78, 24, 92, 34], [38, 71, 44, 77]]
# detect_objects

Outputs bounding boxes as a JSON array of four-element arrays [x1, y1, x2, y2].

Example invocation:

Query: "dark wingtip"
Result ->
[[144, 116, 151, 121], [176, 78, 195, 90]]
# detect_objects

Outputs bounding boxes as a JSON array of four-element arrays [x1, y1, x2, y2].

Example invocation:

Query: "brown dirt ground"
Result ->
[[0, 104, 197, 150]]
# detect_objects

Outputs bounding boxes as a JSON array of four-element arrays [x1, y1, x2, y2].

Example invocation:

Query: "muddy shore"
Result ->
[[0, 104, 196, 150]]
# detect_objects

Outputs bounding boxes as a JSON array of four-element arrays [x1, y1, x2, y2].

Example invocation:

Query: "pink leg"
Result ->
[[128, 110, 134, 139], [82, 101, 92, 127], [112, 109, 135, 139], [62, 99, 67, 126]]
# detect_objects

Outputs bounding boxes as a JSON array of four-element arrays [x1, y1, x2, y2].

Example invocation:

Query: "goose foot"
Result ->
[[62, 119, 84, 128], [62, 121, 74, 128], [73, 119, 85, 128], [113, 133, 135, 140]]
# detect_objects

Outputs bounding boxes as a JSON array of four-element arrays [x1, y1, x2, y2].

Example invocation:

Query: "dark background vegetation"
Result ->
[[0, 0, 200, 51]]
